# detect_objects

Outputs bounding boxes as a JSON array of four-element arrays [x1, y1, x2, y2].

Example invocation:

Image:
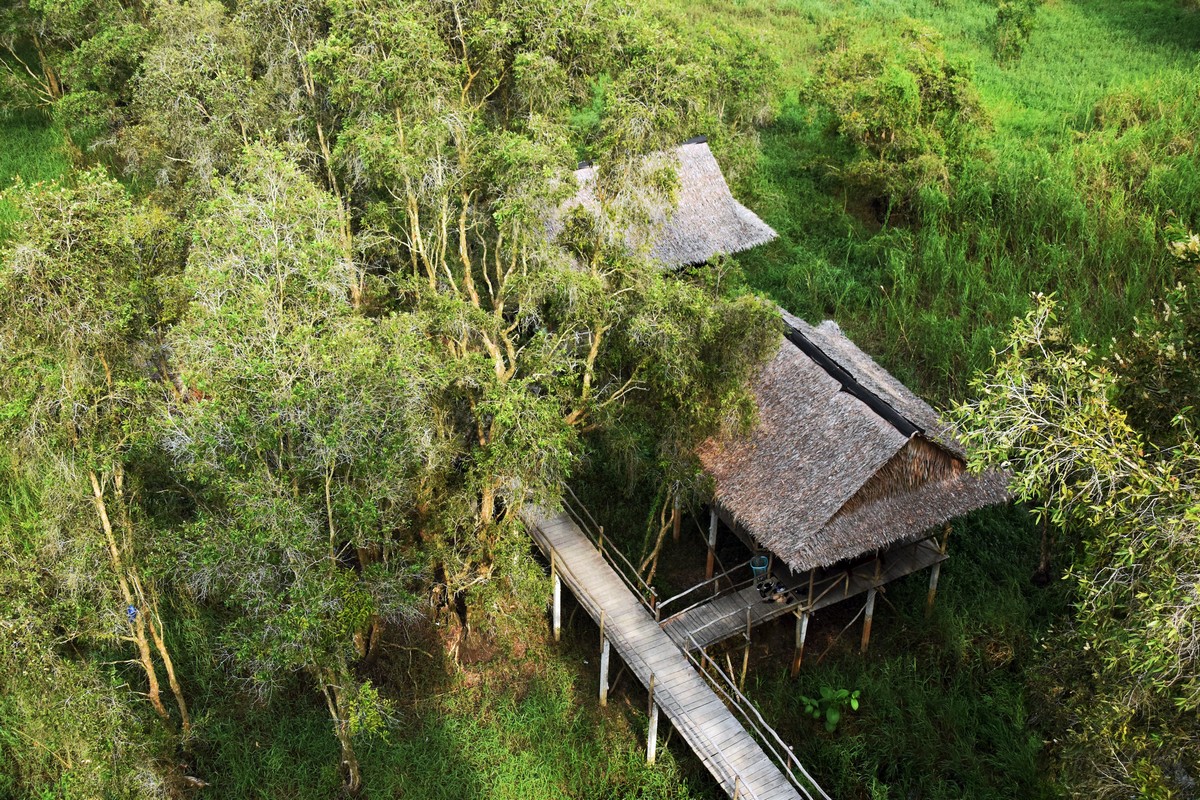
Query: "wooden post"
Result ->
[[734, 776, 743, 799], [739, 605, 751, 691], [597, 525, 605, 558], [599, 640, 610, 706], [646, 674, 658, 764], [790, 610, 809, 677], [806, 568, 815, 608], [860, 587, 877, 654], [705, 508, 718, 582], [927, 525, 951, 616], [672, 490, 681, 543], [552, 569, 562, 643], [926, 562, 942, 618]]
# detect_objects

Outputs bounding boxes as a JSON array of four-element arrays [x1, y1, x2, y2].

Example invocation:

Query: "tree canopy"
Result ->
[[0, 0, 778, 792]]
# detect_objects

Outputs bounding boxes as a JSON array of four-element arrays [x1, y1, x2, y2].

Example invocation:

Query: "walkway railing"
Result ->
[[686, 632, 831, 800], [561, 485, 659, 616], [539, 503, 767, 800], [657, 557, 757, 621], [550, 491, 827, 800]]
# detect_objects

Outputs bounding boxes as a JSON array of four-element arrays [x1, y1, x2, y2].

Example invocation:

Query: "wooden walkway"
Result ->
[[663, 538, 947, 652], [522, 506, 822, 800]]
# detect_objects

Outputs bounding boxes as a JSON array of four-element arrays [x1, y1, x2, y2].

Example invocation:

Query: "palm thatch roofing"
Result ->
[[697, 309, 1010, 573], [550, 137, 777, 267]]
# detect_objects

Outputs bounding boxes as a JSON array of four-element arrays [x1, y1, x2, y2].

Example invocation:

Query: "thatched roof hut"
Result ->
[[697, 309, 1009, 574], [551, 137, 777, 267]]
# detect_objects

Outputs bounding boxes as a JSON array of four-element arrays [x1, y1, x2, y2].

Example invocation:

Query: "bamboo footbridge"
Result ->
[[521, 494, 830, 800]]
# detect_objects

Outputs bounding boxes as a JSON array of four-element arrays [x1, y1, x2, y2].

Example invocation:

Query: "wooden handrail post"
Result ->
[[597, 525, 604, 557], [734, 775, 742, 799]]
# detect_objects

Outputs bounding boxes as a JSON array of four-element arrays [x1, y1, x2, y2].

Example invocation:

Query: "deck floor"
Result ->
[[663, 538, 947, 651], [523, 506, 809, 800]]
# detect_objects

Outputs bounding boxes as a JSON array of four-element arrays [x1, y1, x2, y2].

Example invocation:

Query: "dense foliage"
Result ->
[[955, 266, 1200, 797], [3, 0, 1199, 797], [1, 0, 776, 794]]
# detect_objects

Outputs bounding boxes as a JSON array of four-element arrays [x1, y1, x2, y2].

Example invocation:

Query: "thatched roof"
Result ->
[[697, 310, 1009, 573], [550, 138, 777, 267]]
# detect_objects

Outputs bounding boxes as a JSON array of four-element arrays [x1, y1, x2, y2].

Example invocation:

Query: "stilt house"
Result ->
[[555, 137, 1010, 667]]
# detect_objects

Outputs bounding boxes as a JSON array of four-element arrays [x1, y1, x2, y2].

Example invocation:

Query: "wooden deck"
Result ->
[[663, 538, 948, 652], [522, 506, 820, 800]]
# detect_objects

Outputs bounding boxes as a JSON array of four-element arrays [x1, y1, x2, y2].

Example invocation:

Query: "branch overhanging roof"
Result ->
[[549, 138, 778, 267]]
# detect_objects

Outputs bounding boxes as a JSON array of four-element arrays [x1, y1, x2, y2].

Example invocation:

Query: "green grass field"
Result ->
[[665, 0, 1200, 398], [2, 2, 1197, 796], [0, 110, 70, 240]]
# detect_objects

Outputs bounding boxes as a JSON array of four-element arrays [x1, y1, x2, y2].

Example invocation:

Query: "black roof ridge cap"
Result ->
[[783, 324, 921, 439]]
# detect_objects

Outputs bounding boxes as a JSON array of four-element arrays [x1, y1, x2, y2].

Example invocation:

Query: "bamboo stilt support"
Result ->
[[790, 610, 809, 678], [647, 673, 658, 764], [860, 587, 877, 654]]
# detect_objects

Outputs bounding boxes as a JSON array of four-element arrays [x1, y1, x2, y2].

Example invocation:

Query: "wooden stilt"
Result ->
[[705, 508, 718, 583], [647, 674, 658, 764], [599, 610, 609, 706], [552, 571, 562, 642], [790, 611, 809, 677], [927, 524, 951, 616], [599, 636, 610, 706], [860, 587, 877, 654], [926, 562, 942, 617], [739, 606, 751, 691]]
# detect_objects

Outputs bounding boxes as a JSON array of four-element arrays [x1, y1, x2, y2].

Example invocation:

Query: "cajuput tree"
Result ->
[[166, 147, 432, 792], [0, 171, 191, 737], [307, 0, 778, 615], [953, 288, 1200, 798], [0, 0, 148, 147]]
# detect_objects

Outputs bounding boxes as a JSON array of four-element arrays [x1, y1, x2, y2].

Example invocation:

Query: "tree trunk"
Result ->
[[320, 672, 362, 794], [1033, 515, 1053, 586], [88, 471, 172, 726]]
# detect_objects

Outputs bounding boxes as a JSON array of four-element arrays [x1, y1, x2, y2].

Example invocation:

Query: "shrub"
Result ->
[[804, 20, 988, 219]]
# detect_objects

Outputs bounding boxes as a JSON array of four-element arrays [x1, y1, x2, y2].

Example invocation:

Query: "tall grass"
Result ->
[[742, 506, 1068, 800], [0, 109, 70, 242], [662, 0, 1200, 400]]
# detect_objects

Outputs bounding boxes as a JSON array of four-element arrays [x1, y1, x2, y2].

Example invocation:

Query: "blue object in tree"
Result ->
[[126, 605, 138, 622]]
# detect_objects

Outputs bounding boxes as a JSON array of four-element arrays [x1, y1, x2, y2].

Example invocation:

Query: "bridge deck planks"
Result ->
[[523, 507, 807, 800]]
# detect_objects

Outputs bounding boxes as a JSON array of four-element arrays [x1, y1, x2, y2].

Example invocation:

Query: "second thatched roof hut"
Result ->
[[549, 137, 777, 268]]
